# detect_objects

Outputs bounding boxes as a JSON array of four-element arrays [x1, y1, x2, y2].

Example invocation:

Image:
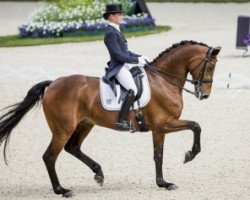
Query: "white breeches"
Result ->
[[115, 63, 138, 96]]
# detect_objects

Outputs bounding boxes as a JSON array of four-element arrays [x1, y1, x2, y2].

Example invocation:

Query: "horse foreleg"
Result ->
[[164, 119, 201, 164], [64, 122, 104, 186], [183, 121, 201, 164], [152, 131, 178, 190]]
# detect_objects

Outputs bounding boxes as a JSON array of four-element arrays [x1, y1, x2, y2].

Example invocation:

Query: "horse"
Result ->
[[0, 40, 221, 197]]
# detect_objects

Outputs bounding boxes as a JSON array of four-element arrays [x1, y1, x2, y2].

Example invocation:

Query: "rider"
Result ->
[[103, 4, 148, 131]]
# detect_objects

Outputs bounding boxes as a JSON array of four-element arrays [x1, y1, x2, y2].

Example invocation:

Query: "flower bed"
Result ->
[[19, 14, 155, 38], [18, 0, 155, 38]]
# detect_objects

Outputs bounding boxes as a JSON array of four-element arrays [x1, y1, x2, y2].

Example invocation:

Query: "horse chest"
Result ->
[[160, 97, 183, 119]]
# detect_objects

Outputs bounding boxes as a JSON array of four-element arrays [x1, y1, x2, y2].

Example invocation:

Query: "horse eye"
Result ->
[[207, 66, 214, 72]]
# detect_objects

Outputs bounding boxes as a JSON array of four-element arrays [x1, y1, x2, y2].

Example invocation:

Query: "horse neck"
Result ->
[[151, 51, 190, 89]]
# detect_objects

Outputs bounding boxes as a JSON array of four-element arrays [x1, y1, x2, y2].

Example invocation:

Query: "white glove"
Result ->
[[138, 56, 147, 67]]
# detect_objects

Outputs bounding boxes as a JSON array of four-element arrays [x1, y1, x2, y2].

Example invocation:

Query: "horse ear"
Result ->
[[212, 46, 221, 56]]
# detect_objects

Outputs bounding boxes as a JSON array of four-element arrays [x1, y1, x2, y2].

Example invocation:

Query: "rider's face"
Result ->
[[109, 13, 123, 25]]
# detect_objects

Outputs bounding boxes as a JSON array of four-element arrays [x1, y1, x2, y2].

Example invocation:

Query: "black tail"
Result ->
[[0, 80, 52, 164]]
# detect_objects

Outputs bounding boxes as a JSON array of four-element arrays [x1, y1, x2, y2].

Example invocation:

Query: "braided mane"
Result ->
[[150, 40, 209, 64]]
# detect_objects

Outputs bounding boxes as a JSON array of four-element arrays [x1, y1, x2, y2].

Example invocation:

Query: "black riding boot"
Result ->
[[117, 89, 136, 131]]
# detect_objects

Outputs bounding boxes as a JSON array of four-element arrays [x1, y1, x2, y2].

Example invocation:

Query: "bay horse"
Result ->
[[0, 40, 221, 197]]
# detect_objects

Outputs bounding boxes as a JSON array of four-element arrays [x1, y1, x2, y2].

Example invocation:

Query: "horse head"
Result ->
[[188, 46, 221, 100], [147, 41, 221, 100]]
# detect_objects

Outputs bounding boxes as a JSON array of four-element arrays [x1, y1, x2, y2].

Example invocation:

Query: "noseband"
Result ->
[[146, 47, 217, 96]]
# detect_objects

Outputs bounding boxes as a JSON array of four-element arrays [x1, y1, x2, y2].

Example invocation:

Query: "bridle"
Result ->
[[146, 47, 217, 96]]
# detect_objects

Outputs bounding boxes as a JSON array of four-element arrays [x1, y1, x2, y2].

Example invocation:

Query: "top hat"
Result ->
[[103, 4, 123, 20]]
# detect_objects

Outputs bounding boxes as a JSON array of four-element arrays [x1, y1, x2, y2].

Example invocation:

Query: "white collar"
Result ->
[[108, 22, 120, 32]]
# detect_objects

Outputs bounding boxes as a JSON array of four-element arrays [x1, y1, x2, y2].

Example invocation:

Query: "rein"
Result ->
[[146, 47, 216, 96], [146, 64, 198, 95]]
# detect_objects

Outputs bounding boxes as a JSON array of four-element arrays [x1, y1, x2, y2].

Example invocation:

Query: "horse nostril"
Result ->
[[201, 95, 209, 99]]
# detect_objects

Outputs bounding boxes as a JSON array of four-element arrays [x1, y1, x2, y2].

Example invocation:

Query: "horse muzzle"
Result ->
[[194, 85, 210, 100], [200, 93, 209, 100]]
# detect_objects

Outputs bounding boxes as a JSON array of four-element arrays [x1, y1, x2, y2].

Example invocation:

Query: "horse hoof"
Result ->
[[94, 174, 104, 187], [63, 190, 73, 198], [167, 184, 178, 191], [183, 150, 194, 164]]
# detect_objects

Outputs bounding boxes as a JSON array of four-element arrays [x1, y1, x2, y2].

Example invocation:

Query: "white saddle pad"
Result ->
[[100, 66, 151, 111]]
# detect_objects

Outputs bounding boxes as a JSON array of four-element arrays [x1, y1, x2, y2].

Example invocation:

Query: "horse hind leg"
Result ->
[[43, 132, 73, 197], [64, 121, 104, 186]]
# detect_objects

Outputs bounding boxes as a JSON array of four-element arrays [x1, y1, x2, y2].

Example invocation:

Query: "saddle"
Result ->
[[100, 66, 150, 132], [100, 66, 150, 110]]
